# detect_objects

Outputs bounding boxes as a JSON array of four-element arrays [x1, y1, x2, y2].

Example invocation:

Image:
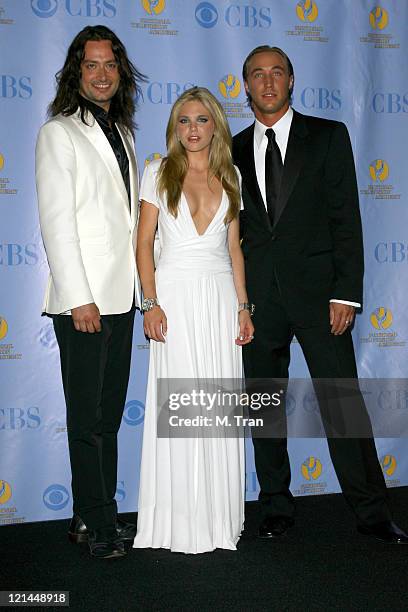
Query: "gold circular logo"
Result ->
[[381, 454, 397, 476], [370, 307, 393, 330], [296, 0, 318, 22], [145, 153, 163, 166], [301, 456, 322, 480], [0, 480, 12, 505], [142, 0, 165, 16], [0, 154, 4, 170], [369, 6, 388, 30], [218, 75, 241, 99], [0, 316, 8, 341], [369, 159, 389, 182]]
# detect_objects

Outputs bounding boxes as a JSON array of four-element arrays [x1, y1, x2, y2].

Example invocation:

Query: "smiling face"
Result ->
[[79, 39, 120, 111], [176, 100, 215, 154], [244, 50, 293, 125]]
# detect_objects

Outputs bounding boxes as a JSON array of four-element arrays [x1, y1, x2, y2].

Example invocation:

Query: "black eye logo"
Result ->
[[31, 0, 58, 18], [43, 484, 70, 510], [195, 2, 218, 28], [123, 400, 145, 426]]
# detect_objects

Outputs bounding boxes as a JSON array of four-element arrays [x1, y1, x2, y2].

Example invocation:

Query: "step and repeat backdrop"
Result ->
[[1, 0, 407, 524]]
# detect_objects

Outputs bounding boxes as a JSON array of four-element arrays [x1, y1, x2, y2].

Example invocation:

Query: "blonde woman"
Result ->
[[133, 87, 254, 554]]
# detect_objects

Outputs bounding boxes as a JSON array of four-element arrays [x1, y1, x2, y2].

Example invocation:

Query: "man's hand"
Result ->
[[71, 303, 101, 333], [329, 302, 355, 335]]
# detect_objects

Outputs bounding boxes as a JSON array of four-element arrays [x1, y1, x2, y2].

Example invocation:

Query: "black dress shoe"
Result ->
[[258, 516, 295, 539], [68, 515, 136, 544], [68, 515, 88, 544], [115, 518, 137, 541], [88, 527, 126, 559], [357, 521, 408, 544]]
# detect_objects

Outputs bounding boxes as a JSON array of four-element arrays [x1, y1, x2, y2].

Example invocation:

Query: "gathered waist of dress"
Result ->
[[156, 239, 232, 278]]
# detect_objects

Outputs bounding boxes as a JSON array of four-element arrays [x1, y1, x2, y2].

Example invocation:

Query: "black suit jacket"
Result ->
[[233, 110, 364, 325]]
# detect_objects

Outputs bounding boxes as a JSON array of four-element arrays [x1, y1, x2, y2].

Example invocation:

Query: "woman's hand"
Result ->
[[144, 306, 167, 342], [235, 310, 254, 346]]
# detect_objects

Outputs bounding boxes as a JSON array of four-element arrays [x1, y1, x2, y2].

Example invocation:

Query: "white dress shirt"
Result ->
[[252, 107, 360, 308]]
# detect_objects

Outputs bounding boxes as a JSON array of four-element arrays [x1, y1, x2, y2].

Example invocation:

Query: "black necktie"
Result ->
[[265, 128, 283, 225]]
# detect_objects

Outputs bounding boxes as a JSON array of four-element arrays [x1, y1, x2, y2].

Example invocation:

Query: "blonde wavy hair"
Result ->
[[157, 86, 240, 224]]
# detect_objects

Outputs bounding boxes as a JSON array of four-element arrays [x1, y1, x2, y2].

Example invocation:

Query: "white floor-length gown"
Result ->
[[133, 158, 245, 554]]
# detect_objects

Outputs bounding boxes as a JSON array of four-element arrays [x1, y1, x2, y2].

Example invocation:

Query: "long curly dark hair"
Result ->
[[48, 25, 147, 133]]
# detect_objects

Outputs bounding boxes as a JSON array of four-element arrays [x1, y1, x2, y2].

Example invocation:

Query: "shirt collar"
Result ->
[[79, 95, 111, 122], [254, 106, 293, 150]]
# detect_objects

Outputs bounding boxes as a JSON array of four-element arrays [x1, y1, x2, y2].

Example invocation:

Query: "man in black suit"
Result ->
[[233, 45, 407, 544]]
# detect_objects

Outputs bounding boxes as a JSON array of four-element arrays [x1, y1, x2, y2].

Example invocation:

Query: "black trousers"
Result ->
[[244, 278, 390, 527], [53, 307, 135, 530]]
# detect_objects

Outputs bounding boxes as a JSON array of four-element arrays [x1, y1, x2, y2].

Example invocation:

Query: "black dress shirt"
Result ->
[[80, 96, 130, 205]]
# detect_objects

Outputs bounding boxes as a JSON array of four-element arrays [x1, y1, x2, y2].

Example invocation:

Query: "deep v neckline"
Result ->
[[182, 190, 225, 237]]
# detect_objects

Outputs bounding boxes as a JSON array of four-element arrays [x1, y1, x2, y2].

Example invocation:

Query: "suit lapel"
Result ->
[[274, 110, 308, 227], [117, 124, 138, 226], [239, 124, 272, 230], [74, 110, 130, 212]]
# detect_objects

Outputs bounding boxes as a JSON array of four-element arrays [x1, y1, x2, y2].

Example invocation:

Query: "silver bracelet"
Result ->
[[238, 303, 255, 317], [141, 297, 159, 312]]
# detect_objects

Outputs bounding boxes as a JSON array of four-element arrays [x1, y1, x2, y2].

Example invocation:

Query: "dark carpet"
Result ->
[[1, 488, 408, 611]]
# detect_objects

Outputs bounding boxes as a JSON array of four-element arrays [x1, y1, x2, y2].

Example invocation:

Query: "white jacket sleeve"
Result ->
[[36, 120, 94, 311]]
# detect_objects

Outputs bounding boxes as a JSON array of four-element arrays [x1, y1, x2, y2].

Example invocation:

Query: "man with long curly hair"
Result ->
[[36, 25, 146, 559]]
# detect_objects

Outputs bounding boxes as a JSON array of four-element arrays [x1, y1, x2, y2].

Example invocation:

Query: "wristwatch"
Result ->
[[141, 297, 159, 312], [238, 303, 255, 317]]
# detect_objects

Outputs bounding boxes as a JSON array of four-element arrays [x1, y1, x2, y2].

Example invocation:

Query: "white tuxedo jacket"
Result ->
[[36, 110, 141, 315]]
